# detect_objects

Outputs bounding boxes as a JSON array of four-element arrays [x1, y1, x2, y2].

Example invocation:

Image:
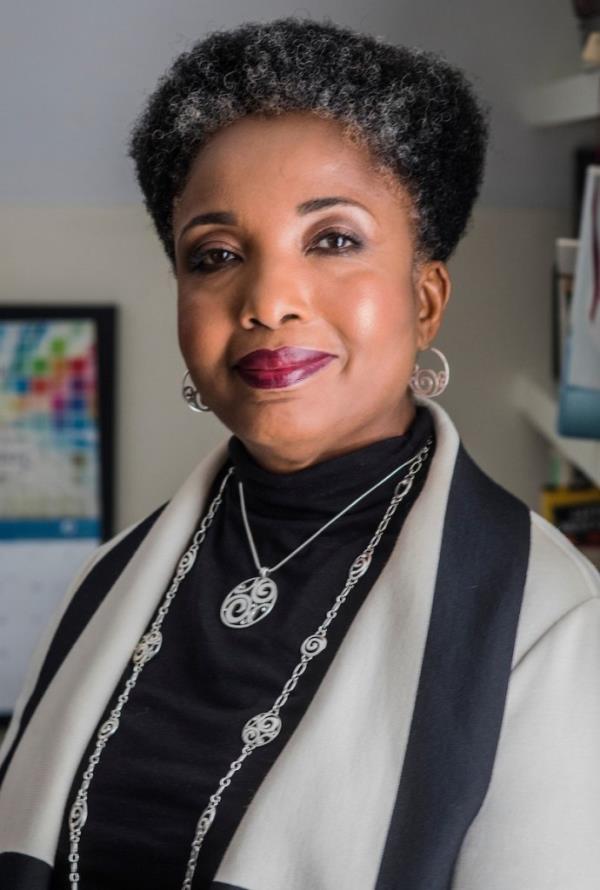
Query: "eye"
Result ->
[[184, 227, 363, 275], [186, 246, 240, 275], [310, 228, 363, 253]]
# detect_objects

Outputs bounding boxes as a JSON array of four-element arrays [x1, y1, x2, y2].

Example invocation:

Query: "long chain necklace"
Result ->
[[67, 436, 432, 890], [220, 446, 434, 629]]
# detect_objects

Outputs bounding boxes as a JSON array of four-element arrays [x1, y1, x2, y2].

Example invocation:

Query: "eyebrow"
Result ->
[[177, 196, 371, 243]]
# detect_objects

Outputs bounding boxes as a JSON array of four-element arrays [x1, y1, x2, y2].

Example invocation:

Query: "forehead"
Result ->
[[173, 110, 410, 223]]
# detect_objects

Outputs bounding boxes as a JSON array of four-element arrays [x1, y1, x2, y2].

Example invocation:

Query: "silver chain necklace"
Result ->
[[67, 436, 432, 890], [220, 446, 433, 629]]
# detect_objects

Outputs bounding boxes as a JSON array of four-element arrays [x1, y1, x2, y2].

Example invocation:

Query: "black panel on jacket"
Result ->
[[0, 851, 53, 890], [375, 442, 531, 889]]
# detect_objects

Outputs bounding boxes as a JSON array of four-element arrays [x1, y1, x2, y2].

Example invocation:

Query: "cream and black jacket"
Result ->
[[1, 396, 599, 889]]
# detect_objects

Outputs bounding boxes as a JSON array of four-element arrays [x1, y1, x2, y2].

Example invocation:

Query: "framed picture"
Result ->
[[0, 304, 116, 721]]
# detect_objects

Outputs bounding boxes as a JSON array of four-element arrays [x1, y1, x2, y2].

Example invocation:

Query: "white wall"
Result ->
[[0, 1, 591, 527]]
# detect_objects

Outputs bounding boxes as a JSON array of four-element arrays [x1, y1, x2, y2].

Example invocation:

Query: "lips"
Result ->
[[234, 347, 336, 390]]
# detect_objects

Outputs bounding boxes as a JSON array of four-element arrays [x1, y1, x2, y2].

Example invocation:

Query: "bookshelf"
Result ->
[[512, 374, 600, 487], [518, 70, 600, 126], [515, 60, 600, 494]]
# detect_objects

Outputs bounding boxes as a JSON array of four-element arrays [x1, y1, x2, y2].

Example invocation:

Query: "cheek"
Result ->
[[339, 278, 416, 354], [177, 295, 228, 372]]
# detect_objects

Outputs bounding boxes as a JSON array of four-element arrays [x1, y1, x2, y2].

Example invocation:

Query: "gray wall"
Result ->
[[0, 1, 593, 528], [0, 0, 593, 209]]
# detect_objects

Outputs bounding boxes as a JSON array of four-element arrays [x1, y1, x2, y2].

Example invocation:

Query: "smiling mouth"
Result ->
[[234, 352, 336, 390]]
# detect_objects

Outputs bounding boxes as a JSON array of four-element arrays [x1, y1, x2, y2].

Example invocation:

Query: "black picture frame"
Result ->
[[0, 304, 117, 729], [0, 304, 117, 540]]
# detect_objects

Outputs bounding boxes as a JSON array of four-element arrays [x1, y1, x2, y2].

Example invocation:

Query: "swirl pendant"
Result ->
[[220, 568, 278, 628], [222, 446, 435, 630]]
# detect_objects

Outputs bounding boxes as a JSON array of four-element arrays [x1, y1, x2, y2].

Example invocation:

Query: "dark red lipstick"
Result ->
[[234, 347, 336, 390]]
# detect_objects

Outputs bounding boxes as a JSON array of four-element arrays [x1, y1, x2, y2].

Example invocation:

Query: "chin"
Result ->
[[230, 400, 333, 454]]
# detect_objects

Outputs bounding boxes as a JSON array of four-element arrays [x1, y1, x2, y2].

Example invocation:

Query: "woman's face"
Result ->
[[173, 111, 450, 472]]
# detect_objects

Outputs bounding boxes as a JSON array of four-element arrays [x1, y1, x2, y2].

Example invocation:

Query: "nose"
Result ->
[[237, 258, 313, 330]]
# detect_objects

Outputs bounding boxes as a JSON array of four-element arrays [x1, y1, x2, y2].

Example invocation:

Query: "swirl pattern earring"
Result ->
[[409, 346, 449, 398], [181, 370, 211, 413]]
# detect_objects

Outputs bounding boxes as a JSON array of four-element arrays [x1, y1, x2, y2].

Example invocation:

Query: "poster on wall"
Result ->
[[0, 305, 115, 719]]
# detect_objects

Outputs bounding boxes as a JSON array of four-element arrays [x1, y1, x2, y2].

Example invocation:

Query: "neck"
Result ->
[[237, 397, 417, 474]]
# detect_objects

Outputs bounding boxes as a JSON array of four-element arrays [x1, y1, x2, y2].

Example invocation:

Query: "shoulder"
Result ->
[[58, 500, 170, 632], [448, 441, 599, 650], [34, 501, 169, 663], [511, 508, 600, 669], [0, 501, 170, 772], [58, 502, 169, 612]]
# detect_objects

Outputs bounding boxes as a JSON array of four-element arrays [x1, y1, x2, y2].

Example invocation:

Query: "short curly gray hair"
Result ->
[[128, 16, 490, 270]]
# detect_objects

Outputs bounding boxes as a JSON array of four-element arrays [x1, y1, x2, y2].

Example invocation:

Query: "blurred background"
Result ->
[[1, 1, 599, 716]]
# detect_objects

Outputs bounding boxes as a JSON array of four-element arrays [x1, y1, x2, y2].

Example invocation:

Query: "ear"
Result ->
[[414, 261, 451, 350]]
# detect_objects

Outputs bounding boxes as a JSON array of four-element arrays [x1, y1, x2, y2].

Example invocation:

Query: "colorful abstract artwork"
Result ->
[[0, 319, 101, 536]]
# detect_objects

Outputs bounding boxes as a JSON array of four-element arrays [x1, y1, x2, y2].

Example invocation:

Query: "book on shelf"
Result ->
[[574, 146, 600, 234], [557, 163, 600, 438], [542, 447, 600, 570], [541, 486, 600, 569], [552, 237, 578, 382]]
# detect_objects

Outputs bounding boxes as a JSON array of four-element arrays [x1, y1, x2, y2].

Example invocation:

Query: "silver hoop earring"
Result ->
[[181, 370, 211, 413], [409, 346, 449, 398]]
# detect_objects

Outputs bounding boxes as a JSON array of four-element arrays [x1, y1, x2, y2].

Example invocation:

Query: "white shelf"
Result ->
[[518, 70, 600, 126], [513, 374, 600, 487]]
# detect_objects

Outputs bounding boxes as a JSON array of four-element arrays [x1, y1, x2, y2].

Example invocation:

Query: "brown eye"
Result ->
[[311, 229, 362, 252], [187, 247, 239, 274]]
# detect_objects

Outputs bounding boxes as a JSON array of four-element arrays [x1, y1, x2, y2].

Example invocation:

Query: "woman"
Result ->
[[1, 16, 599, 890]]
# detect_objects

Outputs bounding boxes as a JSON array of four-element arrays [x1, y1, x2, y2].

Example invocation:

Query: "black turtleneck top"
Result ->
[[51, 404, 436, 889]]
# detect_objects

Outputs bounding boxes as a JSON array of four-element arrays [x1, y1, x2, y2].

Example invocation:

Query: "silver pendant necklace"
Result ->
[[220, 445, 430, 629], [67, 436, 432, 890]]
